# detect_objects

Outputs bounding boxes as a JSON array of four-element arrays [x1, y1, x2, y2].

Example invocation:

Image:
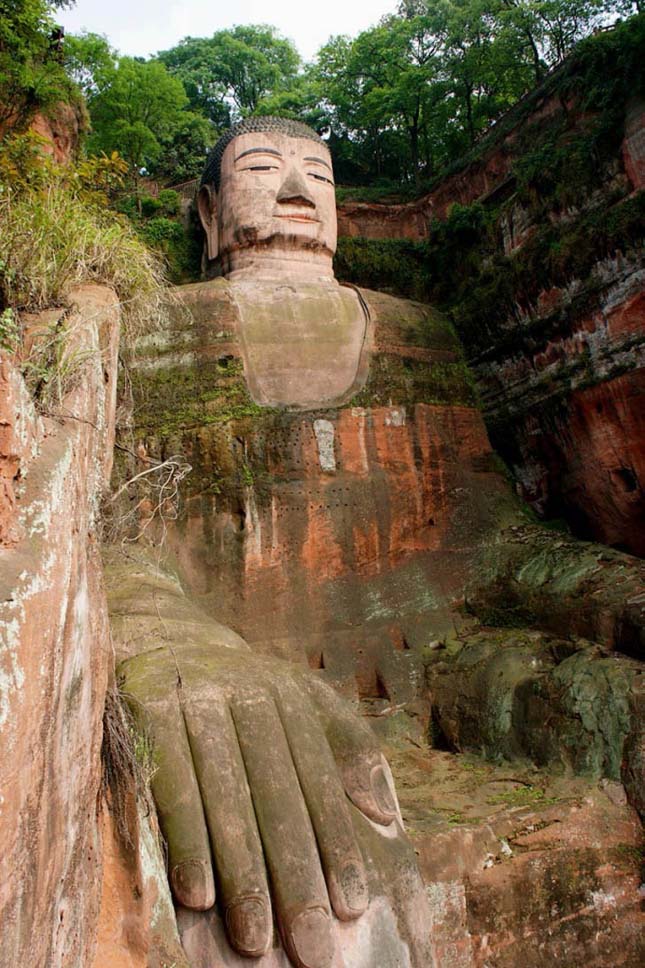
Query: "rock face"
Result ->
[[113, 275, 644, 966], [0, 101, 85, 165], [0, 277, 642, 967], [428, 627, 643, 801], [478, 254, 645, 557], [28, 102, 85, 165], [0, 287, 119, 967], [401, 749, 645, 968], [116, 281, 516, 705], [336, 38, 645, 557]]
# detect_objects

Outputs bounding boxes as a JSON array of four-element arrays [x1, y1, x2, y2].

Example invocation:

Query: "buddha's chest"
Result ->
[[128, 284, 498, 637], [228, 280, 371, 409]]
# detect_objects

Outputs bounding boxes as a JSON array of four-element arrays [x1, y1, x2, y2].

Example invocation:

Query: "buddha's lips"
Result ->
[[275, 214, 319, 223]]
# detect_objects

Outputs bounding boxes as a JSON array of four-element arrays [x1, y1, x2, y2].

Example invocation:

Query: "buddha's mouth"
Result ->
[[275, 214, 320, 223]]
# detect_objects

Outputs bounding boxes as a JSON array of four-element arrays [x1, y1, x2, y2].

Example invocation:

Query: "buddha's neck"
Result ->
[[221, 248, 335, 285]]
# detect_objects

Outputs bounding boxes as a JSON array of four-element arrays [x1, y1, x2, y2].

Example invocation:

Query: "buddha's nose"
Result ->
[[276, 167, 315, 208]]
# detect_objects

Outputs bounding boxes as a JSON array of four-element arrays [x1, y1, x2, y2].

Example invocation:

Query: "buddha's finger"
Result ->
[[121, 654, 215, 909], [231, 693, 335, 968], [276, 682, 369, 922], [304, 676, 400, 827], [182, 696, 272, 958], [122, 665, 215, 911]]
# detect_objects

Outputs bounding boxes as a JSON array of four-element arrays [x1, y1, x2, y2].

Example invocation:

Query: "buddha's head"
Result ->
[[198, 117, 337, 280]]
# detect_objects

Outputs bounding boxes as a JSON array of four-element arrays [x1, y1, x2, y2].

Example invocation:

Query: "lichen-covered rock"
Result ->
[[427, 626, 644, 815], [390, 747, 645, 968], [0, 286, 120, 967], [0, 352, 42, 546], [94, 804, 189, 968], [466, 524, 645, 657]]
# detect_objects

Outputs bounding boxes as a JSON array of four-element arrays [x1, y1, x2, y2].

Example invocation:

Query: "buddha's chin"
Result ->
[[221, 241, 335, 281]]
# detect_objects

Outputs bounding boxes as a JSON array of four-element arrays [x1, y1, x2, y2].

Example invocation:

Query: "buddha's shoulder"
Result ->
[[172, 278, 458, 354], [174, 277, 238, 328], [353, 286, 463, 360], [151, 278, 242, 362]]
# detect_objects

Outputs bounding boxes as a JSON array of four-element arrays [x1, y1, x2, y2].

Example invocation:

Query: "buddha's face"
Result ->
[[198, 131, 337, 278]]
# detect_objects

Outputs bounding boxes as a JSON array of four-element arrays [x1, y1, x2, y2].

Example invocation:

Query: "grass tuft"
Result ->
[[101, 685, 156, 849], [0, 179, 171, 339]]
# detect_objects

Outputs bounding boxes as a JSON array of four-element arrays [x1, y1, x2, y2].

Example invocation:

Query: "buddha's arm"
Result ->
[[467, 524, 644, 656], [106, 554, 412, 968]]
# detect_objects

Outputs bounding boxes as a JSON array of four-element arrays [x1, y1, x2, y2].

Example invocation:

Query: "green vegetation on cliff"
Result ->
[[335, 15, 645, 357], [51, 1, 634, 192], [0, 0, 82, 130], [0, 135, 170, 352]]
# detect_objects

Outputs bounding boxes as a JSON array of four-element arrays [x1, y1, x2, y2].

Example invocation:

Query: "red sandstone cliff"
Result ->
[[337, 84, 645, 557], [1, 278, 643, 967], [0, 288, 119, 966], [0, 101, 85, 166]]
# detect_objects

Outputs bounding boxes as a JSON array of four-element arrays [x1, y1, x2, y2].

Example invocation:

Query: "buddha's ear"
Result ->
[[197, 185, 218, 261]]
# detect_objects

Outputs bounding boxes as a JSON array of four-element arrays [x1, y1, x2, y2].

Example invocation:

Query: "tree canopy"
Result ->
[[0, 0, 77, 128], [307, 0, 629, 186], [158, 25, 301, 124], [3, 1, 640, 190]]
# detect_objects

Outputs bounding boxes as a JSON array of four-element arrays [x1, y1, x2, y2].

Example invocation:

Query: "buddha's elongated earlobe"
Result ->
[[197, 185, 219, 261]]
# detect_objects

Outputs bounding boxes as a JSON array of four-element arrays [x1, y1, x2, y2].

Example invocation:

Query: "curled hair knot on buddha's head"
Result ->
[[200, 116, 326, 192]]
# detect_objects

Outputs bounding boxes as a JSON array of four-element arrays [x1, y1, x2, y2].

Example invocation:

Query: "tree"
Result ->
[[159, 24, 301, 123], [154, 111, 216, 183], [312, 0, 623, 188], [496, 0, 613, 83], [438, 0, 534, 146], [312, 14, 448, 186], [0, 0, 76, 128], [157, 36, 231, 129], [254, 70, 328, 133], [63, 30, 116, 100], [87, 57, 191, 176]]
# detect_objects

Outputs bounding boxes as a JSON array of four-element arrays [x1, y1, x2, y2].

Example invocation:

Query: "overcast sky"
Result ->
[[59, 0, 398, 61]]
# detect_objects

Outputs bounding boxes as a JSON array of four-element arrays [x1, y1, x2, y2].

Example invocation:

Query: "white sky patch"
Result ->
[[59, 0, 398, 62]]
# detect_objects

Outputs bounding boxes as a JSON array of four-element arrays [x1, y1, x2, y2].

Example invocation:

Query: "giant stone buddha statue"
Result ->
[[110, 117, 645, 968], [196, 117, 370, 410]]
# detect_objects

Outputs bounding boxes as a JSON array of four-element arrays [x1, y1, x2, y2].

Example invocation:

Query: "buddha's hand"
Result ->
[[119, 643, 400, 968]]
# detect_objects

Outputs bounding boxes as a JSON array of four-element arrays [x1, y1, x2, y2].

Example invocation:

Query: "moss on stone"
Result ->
[[429, 626, 641, 786], [486, 785, 559, 807], [349, 354, 477, 409]]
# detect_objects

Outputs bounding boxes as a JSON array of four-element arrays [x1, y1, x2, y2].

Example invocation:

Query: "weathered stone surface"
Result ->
[[112, 261, 645, 967], [104, 552, 645, 968], [28, 102, 85, 165], [466, 524, 645, 658], [116, 282, 514, 706], [389, 747, 645, 968], [337, 79, 645, 557], [0, 102, 86, 166], [0, 286, 119, 968], [230, 279, 371, 408], [622, 97, 645, 190], [0, 354, 42, 547], [95, 803, 189, 968], [477, 255, 645, 556], [426, 626, 644, 812]]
